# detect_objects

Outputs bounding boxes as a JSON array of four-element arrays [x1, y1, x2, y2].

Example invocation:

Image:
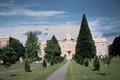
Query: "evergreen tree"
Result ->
[[51, 35, 61, 56], [25, 32, 39, 72], [75, 14, 96, 61], [42, 59, 47, 68], [93, 56, 100, 71], [84, 58, 89, 67], [44, 35, 62, 65], [111, 36, 120, 56]]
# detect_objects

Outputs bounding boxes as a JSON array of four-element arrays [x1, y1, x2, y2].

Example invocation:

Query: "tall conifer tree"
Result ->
[[44, 35, 62, 65], [75, 14, 96, 59]]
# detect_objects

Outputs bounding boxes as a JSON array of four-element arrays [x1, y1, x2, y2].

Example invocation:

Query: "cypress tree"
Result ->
[[75, 14, 96, 60], [51, 35, 61, 56], [42, 59, 47, 68], [44, 35, 62, 65]]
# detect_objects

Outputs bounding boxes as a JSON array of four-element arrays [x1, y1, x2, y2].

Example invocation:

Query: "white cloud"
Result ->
[[21, 10, 66, 17], [0, 20, 103, 44], [0, 8, 66, 17]]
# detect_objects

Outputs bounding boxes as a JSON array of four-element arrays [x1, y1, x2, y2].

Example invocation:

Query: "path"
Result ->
[[47, 60, 70, 80]]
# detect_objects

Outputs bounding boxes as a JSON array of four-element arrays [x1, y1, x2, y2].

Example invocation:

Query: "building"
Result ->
[[94, 37, 108, 57], [0, 37, 9, 48], [38, 32, 109, 59]]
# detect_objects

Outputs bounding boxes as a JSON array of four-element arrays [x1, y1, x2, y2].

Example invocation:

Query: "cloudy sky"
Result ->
[[0, 0, 120, 44]]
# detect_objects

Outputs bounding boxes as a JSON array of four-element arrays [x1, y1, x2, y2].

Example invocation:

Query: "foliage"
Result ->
[[42, 59, 47, 68], [75, 14, 96, 62], [25, 32, 39, 72], [1, 47, 17, 68], [44, 35, 63, 65], [110, 36, 120, 56], [0, 47, 17, 80], [84, 58, 89, 67], [74, 54, 84, 65], [44, 35, 61, 56], [93, 56, 100, 71], [50, 58, 54, 66], [9, 37, 25, 59], [24, 59, 31, 72], [25, 31, 39, 60], [101, 56, 111, 66]]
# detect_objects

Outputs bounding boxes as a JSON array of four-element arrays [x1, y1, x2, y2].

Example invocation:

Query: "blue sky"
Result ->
[[0, 0, 120, 44]]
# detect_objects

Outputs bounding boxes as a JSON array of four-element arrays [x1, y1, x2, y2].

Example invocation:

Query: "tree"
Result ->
[[84, 58, 89, 67], [93, 56, 100, 71], [44, 35, 62, 65], [9, 37, 25, 59], [0, 47, 17, 79], [25, 32, 39, 72], [51, 35, 61, 56], [42, 59, 47, 68], [110, 36, 120, 56], [75, 14, 96, 62]]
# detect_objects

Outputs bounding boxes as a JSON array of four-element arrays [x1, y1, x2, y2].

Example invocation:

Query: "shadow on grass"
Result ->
[[92, 69, 106, 76], [96, 73, 106, 76], [10, 74, 17, 76]]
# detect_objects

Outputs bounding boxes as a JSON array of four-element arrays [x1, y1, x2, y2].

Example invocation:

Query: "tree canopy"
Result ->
[[25, 32, 39, 59], [0, 47, 17, 68], [9, 37, 25, 59], [45, 35, 61, 56], [44, 35, 63, 65], [110, 36, 120, 56], [75, 14, 96, 60]]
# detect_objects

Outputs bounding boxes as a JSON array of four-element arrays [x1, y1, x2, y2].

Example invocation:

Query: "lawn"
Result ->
[[65, 57, 120, 80], [0, 61, 66, 80]]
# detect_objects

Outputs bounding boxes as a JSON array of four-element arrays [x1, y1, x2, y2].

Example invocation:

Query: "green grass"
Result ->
[[0, 61, 66, 80], [65, 58, 120, 80]]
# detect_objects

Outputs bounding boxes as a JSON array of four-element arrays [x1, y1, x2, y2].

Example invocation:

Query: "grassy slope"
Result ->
[[0, 61, 66, 80], [66, 58, 120, 80]]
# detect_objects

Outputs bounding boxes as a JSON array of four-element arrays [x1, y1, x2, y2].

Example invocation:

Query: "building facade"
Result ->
[[0, 38, 9, 48], [38, 36, 109, 59]]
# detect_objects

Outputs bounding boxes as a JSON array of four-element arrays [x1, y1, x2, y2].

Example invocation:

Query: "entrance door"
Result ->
[[67, 51, 72, 59]]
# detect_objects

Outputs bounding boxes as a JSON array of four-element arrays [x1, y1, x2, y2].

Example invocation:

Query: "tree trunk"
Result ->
[[25, 60, 31, 72]]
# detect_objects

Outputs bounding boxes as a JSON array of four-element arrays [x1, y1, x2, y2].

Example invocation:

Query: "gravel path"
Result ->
[[47, 60, 70, 80]]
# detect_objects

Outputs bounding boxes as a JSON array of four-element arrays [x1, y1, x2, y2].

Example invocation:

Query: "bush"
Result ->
[[42, 59, 47, 68], [74, 54, 84, 65], [50, 59, 54, 66], [84, 58, 89, 67], [93, 56, 100, 71]]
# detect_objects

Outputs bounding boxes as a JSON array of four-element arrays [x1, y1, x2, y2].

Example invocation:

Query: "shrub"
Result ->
[[42, 59, 47, 68], [84, 58, 89, 67], [93, 56, 100, 71]]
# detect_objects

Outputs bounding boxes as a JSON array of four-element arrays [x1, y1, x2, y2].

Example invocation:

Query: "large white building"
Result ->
[[38, 32, 109, 59], [0, 37, 9, 48]]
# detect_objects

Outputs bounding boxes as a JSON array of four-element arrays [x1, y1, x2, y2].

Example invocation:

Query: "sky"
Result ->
[[0, 0, 120, 44]]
